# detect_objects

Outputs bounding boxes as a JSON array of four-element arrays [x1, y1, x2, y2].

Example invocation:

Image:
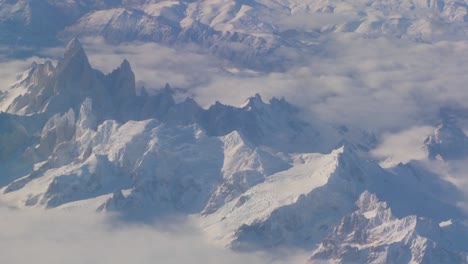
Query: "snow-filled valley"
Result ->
[[0, 0, 467, 263]]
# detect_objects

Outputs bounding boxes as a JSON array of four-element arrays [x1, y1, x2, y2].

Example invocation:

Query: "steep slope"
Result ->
[[5, 39, 126, 114], [202, 130, 291, 214], [198, 144, 466, 251], [198, 94, 340, 153], [1, 38, 180, 122], [309, 191, 468, 264], [198, 147, 352, 247]]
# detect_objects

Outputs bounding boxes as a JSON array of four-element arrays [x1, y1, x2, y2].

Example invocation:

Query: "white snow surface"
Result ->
[[198, 147, 344, 244]]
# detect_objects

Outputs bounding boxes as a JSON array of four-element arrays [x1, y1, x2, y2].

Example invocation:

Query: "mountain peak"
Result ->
[[56, 37, 91, 72], [163, 83, 173, 92], [120, 59, 131, 71], [242, 93, 265, 109], [111, 59, 134, 82], [51, 38, 91, 75], [151, 83, 174, 97], [64, 37, 85, 60]]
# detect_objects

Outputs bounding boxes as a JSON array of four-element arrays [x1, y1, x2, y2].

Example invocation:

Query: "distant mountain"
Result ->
[[1, 0, 466, 68], [0, 0, 123, 45]]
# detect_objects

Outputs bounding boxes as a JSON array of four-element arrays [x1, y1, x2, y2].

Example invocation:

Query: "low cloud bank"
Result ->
[[193, 36, 468, 132], [0, 205, 298, 264], [371, 126, 435, 167]]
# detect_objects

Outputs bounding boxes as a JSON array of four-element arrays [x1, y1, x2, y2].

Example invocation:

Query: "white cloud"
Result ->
[[0, 205, 300, 264], [371, 126, 435, 167], [191, 35, 468, 133]]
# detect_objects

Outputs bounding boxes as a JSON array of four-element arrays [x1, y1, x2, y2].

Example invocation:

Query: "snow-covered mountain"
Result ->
[[0, 39, 467, 263], [0, 38, 371, 208]]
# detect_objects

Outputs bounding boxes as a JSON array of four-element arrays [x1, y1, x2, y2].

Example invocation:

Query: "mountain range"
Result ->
[[0, 38, 467, 263], [1, 0, 468, 263]]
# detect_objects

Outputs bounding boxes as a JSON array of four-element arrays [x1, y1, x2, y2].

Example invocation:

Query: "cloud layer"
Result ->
[[193, 35, 468, 132], [0, 205, 299, 264]]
